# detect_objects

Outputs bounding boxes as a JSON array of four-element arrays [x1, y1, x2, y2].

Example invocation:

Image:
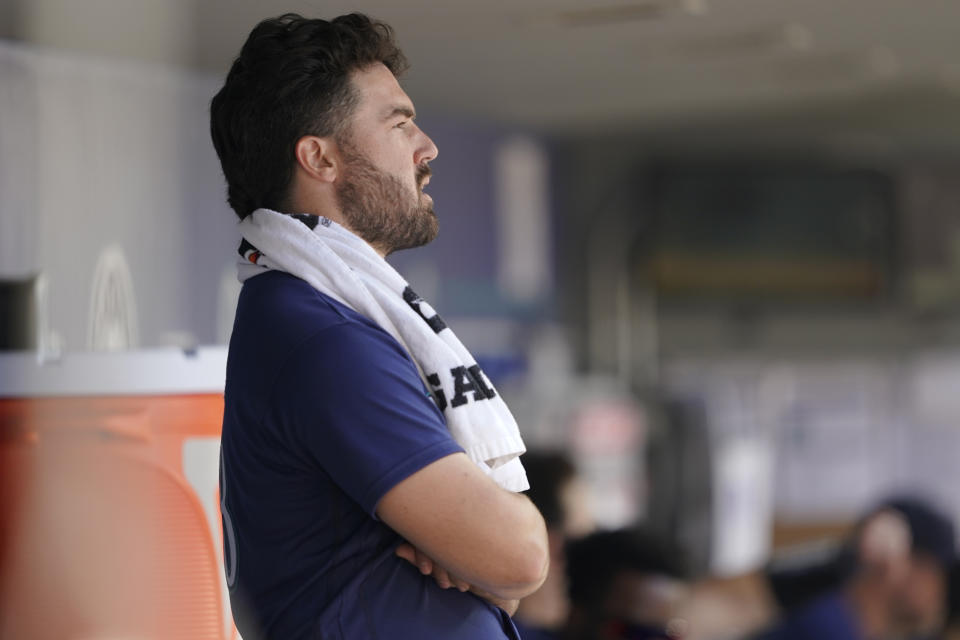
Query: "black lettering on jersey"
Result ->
[[450, 365, 497, 408], [426, 372, 448, 411], [467, 364, 497, 399], [450, 366, 477, 408], [403, 286, 448, 334]]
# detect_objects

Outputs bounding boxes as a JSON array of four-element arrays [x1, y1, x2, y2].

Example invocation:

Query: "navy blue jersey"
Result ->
[[220, 271, 518, 639], [754, 592, 862, 640], [513, 620, 562, 640]]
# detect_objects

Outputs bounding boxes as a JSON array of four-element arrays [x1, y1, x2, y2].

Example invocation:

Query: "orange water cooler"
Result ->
[[0, 348, 239, 639]]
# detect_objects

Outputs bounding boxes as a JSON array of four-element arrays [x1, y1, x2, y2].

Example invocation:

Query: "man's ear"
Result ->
[[294, 135, 338, 183]]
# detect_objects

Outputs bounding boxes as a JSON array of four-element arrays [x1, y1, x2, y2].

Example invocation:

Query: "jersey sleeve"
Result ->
[[267, 320, 464, 517]]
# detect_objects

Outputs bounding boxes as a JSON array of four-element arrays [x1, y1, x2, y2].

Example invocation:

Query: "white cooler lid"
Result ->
[[0, 347, 228, 397]]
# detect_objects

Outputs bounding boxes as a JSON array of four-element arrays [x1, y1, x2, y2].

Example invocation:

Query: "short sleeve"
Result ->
[[268, 320, 464, 516]]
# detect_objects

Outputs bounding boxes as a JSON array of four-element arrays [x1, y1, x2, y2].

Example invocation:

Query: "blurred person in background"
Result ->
[[672, 495, 955, 640], [674, 531, 849, 639], [515, 450, 596, 640], [564, 528, 690, 640], [940, 562, 960, 640], [752, 496, 954, 640], [211, 12, 548, 640]]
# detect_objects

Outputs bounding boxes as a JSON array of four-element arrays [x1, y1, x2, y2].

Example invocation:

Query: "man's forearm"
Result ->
[[378, 453, 550, 599], [396, 541, 527, 615], [464, 490, 549, 599]]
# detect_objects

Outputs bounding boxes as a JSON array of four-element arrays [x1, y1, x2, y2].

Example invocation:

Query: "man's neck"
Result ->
[[286, 204, 389, 259]]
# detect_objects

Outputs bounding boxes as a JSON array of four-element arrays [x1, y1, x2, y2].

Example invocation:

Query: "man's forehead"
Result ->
[[350, 63, 414, 117]]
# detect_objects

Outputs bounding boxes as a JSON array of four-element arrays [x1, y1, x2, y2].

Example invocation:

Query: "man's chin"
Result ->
[[415, 216, 439, 249], [384, 213, 438, 255]]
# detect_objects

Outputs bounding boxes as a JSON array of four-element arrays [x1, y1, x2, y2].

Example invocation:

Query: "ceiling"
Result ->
[[191, 0, 960, 149], [9, 0, 960, 147]]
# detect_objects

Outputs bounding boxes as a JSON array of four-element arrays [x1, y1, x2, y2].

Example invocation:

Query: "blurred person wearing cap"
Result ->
[[938, 561, 960, 640], [210, 12, 548, 640], [564, 528, 690, 640], [514, 451, 596, 640], [752, 496, 955, 640]]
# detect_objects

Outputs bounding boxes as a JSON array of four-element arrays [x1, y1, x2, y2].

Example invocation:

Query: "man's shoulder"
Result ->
[[237, 270, 365, 334], [228, 271, 413, 386]]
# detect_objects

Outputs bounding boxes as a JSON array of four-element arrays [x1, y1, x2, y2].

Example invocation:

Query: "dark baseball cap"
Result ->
[[876, 495, 956, 568]]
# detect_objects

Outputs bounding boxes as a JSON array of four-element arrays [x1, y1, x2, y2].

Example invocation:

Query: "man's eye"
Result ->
[[396, 120, 409, 128]]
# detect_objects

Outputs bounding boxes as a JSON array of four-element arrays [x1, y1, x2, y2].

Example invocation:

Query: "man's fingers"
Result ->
[[440, 567, 470, 591], [396, 543, 434, 575], [395, 542, 417, 566], [414, 548, 433, 575], [432, 566, 472, 592], [395, 542, 471, 591], [433, 566, 452, 589]]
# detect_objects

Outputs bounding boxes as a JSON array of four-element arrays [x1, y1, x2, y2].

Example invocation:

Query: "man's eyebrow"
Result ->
[[384, 105, 416, 120]]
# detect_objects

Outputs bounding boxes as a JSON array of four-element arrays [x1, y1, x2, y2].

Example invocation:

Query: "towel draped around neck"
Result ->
[[237, 208, 528, 492]]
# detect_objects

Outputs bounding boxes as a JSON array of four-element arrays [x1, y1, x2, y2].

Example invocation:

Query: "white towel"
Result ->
[[237, 208, 529, 492]]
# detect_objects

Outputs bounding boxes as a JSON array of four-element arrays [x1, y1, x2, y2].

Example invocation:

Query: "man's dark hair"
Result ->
[[210, 13, 408, 220], [522, 450, 577, 529], [566, 528, 686, 611]]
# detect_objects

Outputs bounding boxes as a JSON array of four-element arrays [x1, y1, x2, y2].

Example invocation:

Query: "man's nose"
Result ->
[[414, 125, 438, 164]]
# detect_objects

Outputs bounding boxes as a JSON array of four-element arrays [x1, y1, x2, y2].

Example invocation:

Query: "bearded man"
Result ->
[[210, 13, 548, 640]]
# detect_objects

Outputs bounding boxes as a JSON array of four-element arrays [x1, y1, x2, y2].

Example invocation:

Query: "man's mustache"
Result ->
[[416, 164, 431, 187]]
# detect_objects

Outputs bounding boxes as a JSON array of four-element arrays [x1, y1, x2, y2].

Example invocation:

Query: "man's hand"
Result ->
[[395, 542, 520, 615], [395, 542, 470, 592]]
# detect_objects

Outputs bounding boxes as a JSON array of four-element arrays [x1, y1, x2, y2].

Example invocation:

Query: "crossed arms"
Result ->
[[376, 452, 550, 612]]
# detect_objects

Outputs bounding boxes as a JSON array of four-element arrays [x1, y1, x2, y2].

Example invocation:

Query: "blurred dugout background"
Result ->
[[3, 0, 960, 594]]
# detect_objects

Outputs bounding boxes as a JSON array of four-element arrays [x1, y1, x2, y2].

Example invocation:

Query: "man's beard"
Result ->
[[334, 142, 438, 256]]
